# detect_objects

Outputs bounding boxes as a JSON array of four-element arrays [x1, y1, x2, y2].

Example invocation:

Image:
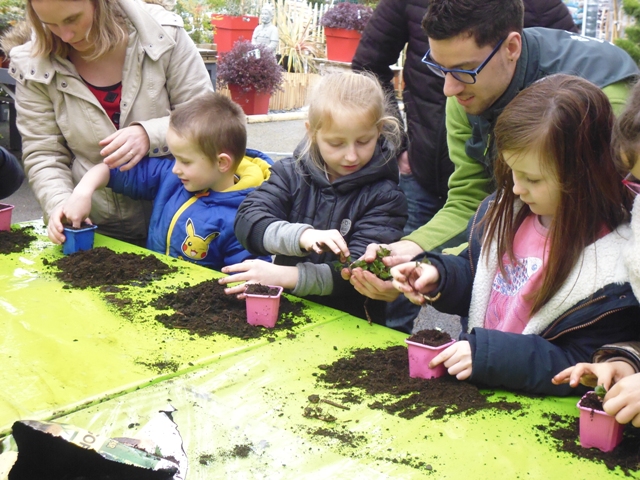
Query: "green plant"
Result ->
[[212, 0, 259, 16], [615, 0, 640, 64], [274, 0, 321, 73], [0, 0, 25, 32], [217, 39, 284, 94], [594, 385, 607, 399], [176, 0, 214, 44], [334, 247, 392, 280]]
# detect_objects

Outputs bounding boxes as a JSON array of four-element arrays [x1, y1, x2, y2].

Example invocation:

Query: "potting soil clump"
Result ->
[[49, 247, 176, 288], [0, 226, 37, 254], [151, 279, 310, 339], [537, 413, 640, 475], [406, 329, 452, 346], [316, 345, 521, 420]]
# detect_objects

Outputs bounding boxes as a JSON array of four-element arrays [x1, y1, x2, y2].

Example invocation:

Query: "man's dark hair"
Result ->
[[422, 0, 524, 47]]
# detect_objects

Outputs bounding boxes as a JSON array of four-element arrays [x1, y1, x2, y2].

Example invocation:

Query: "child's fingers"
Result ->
[[551, 366, 575, 385], [223, 284, 247, 296], [429, 344, 456, 369]]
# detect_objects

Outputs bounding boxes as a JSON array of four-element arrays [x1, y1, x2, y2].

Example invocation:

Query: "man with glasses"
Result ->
[[346, 0, 638, 333]]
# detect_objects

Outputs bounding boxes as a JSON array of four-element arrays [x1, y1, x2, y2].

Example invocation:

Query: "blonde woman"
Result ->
[[6, 0, 212, 244]]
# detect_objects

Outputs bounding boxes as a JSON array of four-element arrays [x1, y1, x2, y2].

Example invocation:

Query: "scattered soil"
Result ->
[[48, 247, 177, 288], [230, 444, 252, 458], [579, 391, 604, 410], [0, 226, 37, 254], [309, 426, 366, 447], [406, 329, 452, 347], [537, 412, 640, 475], [151, 279, 310, 339], [316, 345, 521, 420], [245, 284, 281, 296]]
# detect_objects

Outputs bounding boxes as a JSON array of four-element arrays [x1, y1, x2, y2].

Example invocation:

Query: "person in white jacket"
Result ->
[[553, 80, 640, 427], [6, 0, 212, 244]]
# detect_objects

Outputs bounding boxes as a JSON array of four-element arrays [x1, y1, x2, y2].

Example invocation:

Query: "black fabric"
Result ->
[[234, 140, 407, 321], [0, 146, 24, 199], [523, 0, 579, 32]]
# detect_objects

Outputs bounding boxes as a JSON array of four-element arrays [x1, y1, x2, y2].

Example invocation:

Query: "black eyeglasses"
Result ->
[[623, 173, 640, 196], [422, 38, 506, 85]]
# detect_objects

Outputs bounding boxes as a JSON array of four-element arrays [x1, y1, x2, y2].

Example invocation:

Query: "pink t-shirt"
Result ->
[[484, 214, 550, 333]]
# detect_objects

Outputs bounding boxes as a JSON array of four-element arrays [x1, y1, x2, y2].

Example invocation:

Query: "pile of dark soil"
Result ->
[[316, 345, 521, 420], [537, 413, 640, 475], [0, 226, 37, 254], [48, 247, 176, 288], [151, 279, 309, 339], [245, 284, 280, 296], [579, 391, 604, 410], [406, 329, 452, 346]]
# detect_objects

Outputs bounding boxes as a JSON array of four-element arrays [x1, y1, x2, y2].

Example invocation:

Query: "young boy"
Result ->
[[47, 92, 272, 271]]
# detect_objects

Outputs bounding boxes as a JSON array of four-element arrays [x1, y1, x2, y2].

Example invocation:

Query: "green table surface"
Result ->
[[1, 224, 637, 479]]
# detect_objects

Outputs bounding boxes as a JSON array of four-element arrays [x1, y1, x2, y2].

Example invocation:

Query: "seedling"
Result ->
[[594, 385, 607, 399], [334, 247, 392, 280]]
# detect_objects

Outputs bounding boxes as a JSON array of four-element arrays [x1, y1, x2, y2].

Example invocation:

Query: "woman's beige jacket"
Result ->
[[8, 0, 213, 241]]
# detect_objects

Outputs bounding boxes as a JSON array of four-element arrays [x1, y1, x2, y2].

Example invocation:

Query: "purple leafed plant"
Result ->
[[216, 40, 284, 95], [320, 2, 373, 32]]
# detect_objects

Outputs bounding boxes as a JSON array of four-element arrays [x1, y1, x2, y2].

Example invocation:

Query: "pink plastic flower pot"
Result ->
[[404, 338, 456, 379], [245, 285, 283, 328], [63, 224, 98, 255], [577, 393, 624, 452], [0, 203, 15, 231]]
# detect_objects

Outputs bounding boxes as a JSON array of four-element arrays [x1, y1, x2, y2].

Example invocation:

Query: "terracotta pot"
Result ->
[[210, 14, 258, 54], [63, 224, 98, 255], [324, 27, 362, 63], [404, 338, 456, 379], [228, 84, 270, 115], [577, 393, 624, 452], [0, 203, 15, 231], [245, 285, 283, 328]]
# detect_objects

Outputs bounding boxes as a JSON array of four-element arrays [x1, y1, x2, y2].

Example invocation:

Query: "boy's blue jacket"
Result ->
[[417, 195, 639, 396], [108, 149, 272, 270]]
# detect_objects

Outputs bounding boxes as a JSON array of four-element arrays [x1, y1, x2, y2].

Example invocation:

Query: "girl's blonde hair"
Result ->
[[488, 74, 630, 316], [299, 71, 403, 172], [26, 0, 129, 61]]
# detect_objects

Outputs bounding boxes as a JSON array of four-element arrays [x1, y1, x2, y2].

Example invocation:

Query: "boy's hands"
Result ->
[[430, 340, 472, 380], [299, 228, 350, 259], [390, 260, 440, 305], [552, 361, 636, 390], [219, 260, 298, 299], [46, 190, 93, 244]]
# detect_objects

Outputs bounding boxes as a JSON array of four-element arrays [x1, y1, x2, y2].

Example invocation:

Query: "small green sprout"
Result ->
[[594, 385, 607, 399], [333, 247, 392, 280]]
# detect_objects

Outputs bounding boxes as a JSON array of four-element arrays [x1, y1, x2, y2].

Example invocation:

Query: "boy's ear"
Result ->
[[304, 121, 311, 136], [217, 153, 234, 173]]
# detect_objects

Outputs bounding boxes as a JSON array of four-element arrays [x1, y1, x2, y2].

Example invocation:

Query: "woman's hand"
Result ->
[[390, 261, 440, 305], [100, 125, 150, 171], [219, 260, 298, 299], [299, 228, 349, 259], [430, 340, 472, 380], [552, 361, 636, 390]]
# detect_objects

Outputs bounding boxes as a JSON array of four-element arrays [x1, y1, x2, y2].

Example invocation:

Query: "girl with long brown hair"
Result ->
[[390, 74, 639, 395]]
